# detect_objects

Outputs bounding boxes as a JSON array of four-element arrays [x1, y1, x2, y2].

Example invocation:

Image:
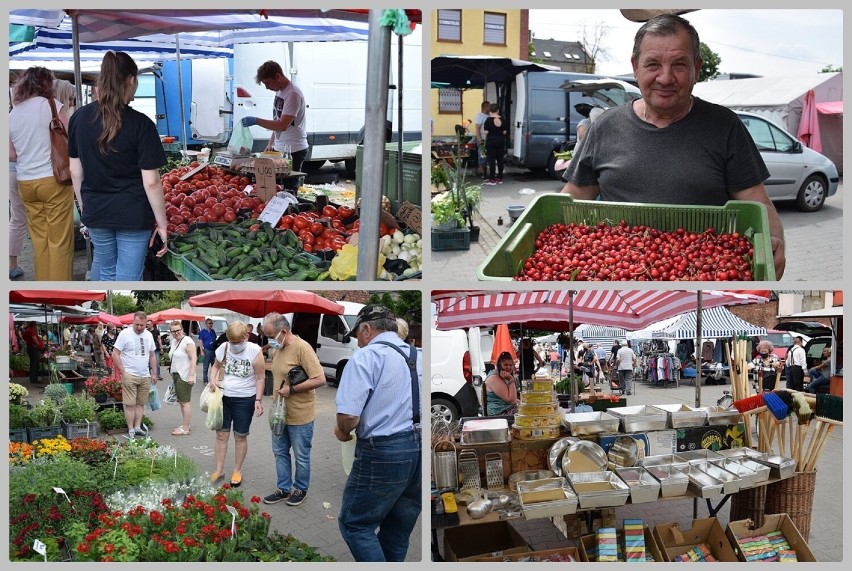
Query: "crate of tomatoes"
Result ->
[[477, 195, 774, 282], [276, 204, 358, 256]]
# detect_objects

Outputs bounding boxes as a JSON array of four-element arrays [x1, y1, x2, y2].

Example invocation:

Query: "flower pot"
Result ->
[[94, 393, 108, 404], [63, 382, 75, 395], [469, 225, 480, 242]]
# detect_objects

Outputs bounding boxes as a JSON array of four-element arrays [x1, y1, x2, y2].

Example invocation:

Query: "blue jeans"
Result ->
[[806, 368, 829, 392], [219, 395, 255, 436], [338, 429, 421, 562], [202, 349, 216, 384], [88, 227, 151, 281], [271, 421, 314, 492]]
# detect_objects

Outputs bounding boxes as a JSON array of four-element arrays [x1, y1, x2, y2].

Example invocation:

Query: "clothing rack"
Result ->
[[639, 350, 680, 387]]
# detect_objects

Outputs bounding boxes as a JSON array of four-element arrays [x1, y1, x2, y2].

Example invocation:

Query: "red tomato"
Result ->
[[204, 197, 218, 209], [166, 223, 176, 234], [170, 196, 182, 207], [168, 174, 180, 185], [281, 214, 295, 226], [223, 211, 237, 223], [249, 224, 260, 232], [322, 205, 338, 218], [203, 208, 216, 221], [298, 231, 315, 245], [293, 216, 309, 231], [331, 219, 344, 230], [166, 205, 180, 217], [212, 204, 226, 217], [379, 223, 389, 236], [322, 228, 337, 241], [338, 205, 355, 218], [192, 206, 205, 217], [175, 224, 189, 234], [310, 222, 324, 236], [190, 161, 200, 168], [182, 196, 196, 209], [239, 176, 250, 186]]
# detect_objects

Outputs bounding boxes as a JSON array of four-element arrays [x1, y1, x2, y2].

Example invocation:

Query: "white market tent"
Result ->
[[574, 324, 627, 346], [651, 306, 767, 340], [693, 73, 843, 171]]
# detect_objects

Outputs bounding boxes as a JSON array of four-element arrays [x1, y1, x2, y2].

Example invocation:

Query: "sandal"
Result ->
[[210, 471, 224, 484], [172, 426, 191, 436], [230, 471, 243, 487]]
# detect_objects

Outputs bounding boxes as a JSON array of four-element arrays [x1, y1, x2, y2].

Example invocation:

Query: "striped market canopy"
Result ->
[[575, 324, 627, 345], [651, 306, 767, 340]]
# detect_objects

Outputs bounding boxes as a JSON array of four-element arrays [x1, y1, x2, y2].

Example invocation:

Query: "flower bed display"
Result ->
[[8, 436, 334, 562]]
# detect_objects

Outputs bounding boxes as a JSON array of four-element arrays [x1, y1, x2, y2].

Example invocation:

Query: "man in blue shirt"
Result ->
[[197, 319, 218, 386], [334, 305, 421, 562]]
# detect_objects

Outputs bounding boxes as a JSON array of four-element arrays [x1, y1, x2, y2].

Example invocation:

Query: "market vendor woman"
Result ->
[[484, 352, 520, 416], [68, 51, 169, 281], [748, 340, 781, 392], [241, 60, 309, 191]]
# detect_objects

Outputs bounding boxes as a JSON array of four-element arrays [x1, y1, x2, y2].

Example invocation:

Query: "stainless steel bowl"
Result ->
[[607, 435, 639, 469], [562, 440, 608, 474]]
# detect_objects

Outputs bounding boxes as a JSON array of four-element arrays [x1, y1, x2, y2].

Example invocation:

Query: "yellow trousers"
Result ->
[[16, 176, 75, 281]]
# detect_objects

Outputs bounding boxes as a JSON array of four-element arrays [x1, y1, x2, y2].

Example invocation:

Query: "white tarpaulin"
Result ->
[[651, 306, 767, 340], [693, 73, 843, 170]]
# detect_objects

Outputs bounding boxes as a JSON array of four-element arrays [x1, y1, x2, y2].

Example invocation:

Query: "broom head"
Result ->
[[762, 391, 789, 421], [733, 393, 765, 414], [815, 393, 843, 423], [790, 391, 812, 425]]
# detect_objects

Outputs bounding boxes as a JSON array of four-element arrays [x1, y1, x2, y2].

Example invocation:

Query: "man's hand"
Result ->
[[334, 424, 352, 442], [771, 236, 786, 279], [241, 116, 257, 127]]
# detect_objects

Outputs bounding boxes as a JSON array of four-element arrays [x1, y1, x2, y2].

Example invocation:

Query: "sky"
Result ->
[[528, 9, 843, 78]]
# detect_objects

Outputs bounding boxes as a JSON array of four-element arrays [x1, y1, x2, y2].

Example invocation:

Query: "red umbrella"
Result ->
[[797, 89, 822, 152], [10, 290, 106, 305], [117, 313, 137, 325], [61, 312, 123, 327], [188, 290, 343, 317], [491, 323, 517, 363], [148, 307, 208, 325]]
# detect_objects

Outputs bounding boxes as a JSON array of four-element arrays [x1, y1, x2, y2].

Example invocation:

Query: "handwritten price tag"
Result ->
[[226, 505, 239, 538], [33, 539, 47, 558], [258, 196, 289, 226], [254, 157, 276, 202]]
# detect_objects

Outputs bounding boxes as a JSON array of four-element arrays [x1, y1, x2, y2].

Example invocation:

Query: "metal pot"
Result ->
[[466, 496, 493, 519]]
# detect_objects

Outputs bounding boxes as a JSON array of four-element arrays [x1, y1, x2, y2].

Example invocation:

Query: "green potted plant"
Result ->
[[9, 382, 29, 406], [9, 353, 30, 376], [9, 404, 30, 442], [430, 191, 465, 231], [44, 383, 70, 405], [97, 408, 128, 434], [61, 394, 100, 439], [26, 400, 62, 441]]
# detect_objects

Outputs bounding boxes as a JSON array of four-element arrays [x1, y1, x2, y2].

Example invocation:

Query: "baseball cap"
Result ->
[[352, 304, 396, 331]]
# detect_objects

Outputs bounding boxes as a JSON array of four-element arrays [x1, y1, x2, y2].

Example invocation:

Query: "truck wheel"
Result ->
[[431, 398, 459, 424], [334, 361, 347, 386]]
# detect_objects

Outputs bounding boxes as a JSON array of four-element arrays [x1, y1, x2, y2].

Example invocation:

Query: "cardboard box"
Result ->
[[477, 546, 579, 562], [395, 201, 422, 235], [726, 514, 816, 562], [653, 518, 739, 562], [598, 430, 677, 462], [676, 423, 745, 453], [552, 508, 617, 540], [510, 437, 560, 473], [442, 520, 529, 562], [579, 524, 665, 562]]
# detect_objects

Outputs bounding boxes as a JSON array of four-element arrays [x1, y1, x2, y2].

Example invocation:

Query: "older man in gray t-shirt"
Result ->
[[616, 342, 636, 396]]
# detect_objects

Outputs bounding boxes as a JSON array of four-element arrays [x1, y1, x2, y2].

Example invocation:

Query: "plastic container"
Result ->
[[514, 414, 560, 428], [354, 141, 422, 209], [518, 402, 558, 416], [342, 431, 357, 475], [512, 425, 561, 440], [431, 228, 471, 251], [477, 195, 774, 281], [522, 379, 556, 392], [520, 390, 558, 404]]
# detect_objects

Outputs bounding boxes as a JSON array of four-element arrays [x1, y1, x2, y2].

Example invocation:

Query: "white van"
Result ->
[[431, 327, 486, 423], [288, 301, 364, 385]]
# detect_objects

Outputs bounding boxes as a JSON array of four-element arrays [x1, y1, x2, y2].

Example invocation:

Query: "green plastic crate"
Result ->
[[355, 141, 422, 209], [477, 195, 774, 281], [432, 228, 470, 251], [162, 249, 187, 278]]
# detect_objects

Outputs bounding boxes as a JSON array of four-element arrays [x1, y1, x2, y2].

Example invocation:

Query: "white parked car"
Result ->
[[431, 328, 485, 423], [736, 111, 839, 212]]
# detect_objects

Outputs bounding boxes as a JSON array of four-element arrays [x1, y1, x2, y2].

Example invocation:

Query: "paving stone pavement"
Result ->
[[17, 365, 423, 563], [432, 377, 842, 562]]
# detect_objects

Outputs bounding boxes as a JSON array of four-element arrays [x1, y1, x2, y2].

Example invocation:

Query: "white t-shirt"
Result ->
[[474, 111, 489, 139], [114, 327, 156, 377], [10, 97, 65, 181], [215, 341, 262, 397], [169, 335, 194, 383], [272, 82, 308, 153], [616, 346, 635, 371]]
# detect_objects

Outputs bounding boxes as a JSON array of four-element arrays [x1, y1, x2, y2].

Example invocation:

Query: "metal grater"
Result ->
[[485, 452, 506, 490], [432, 440, 458, 490], [457, 449, 481, 492]]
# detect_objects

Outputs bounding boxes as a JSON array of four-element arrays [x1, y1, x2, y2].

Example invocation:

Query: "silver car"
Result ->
[[736, 111, 839, 212]]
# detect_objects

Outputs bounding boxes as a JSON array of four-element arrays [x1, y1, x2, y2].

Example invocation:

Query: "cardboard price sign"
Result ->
[[253, 157, 277, 201], [258, 196, 290, 226]]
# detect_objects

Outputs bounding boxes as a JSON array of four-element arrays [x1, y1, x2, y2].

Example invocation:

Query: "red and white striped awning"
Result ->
[[433, 290, 769, 331]]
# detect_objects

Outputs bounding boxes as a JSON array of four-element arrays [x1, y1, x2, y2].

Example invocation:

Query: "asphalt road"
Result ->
[[431, 166, 843, 283]]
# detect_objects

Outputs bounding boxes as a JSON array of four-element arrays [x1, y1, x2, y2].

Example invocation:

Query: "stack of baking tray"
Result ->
[[694, 406, 741, 426], [460, 418, 511, 445], [606, 405, 668, 432], [652, 404, 708, 428], [614, 466, 661, 504], [566, 471, 631, 509], [643, 463, 689, 498], [685, 464, 725, 499], [516, 477, 579, 519], [675, 449, 723, 464], [708, 457, 767, 488], [560, 411, 619, 436], [690, 461, 742, 495]]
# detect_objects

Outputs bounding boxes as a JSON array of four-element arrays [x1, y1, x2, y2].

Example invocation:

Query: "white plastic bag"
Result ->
[[341, 431, 357, 475], [205, 389, 224, 431], [147, 385, 161, 411], [227, 123, 253, 155], [199, 384, 213, 413]]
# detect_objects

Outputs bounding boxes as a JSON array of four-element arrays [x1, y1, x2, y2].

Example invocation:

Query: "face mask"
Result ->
[[268, 332, 284, 350], [759, 352, 770, 358], [230, 342, 247, 354]]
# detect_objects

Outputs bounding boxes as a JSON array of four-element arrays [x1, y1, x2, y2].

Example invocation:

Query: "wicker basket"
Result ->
[[764, 470, 816, 541], [729, 484, 767, 528]]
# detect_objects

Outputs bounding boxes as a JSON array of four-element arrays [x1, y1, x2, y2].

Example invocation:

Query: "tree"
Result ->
[[142, 291, 188, 315], [528, 41, 543, 63], [820, 64, 842, 73], [366, 291, 421, 325], [699, 42, 721, 81], [579, 21, 611, 74], [111, 293, 138, 317], [132, 291, 165, 307]]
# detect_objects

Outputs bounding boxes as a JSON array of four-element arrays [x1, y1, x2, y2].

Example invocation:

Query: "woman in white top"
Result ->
[[209, 321, 265, 487], [168, 320, 197, 436], [9, 66, 75, 280]]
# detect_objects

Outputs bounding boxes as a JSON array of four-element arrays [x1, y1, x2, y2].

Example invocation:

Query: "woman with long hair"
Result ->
[[9, 66, 75, 280], [68, 51, 168, 280], [483, 352, 520, 416]]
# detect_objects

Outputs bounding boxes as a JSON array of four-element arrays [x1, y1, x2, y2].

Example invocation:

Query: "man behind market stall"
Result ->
[[334, 305, 422, 562], [560, 13, 785, 278], [112, 311, 158, 439], [261, 313, 326, 507], [241, 60, 309, 191]]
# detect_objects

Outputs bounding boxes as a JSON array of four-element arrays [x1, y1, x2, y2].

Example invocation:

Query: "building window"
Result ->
[[437, 9, 461, 42], [483, 12, 506, 46], [438, 88, 462, 114]]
